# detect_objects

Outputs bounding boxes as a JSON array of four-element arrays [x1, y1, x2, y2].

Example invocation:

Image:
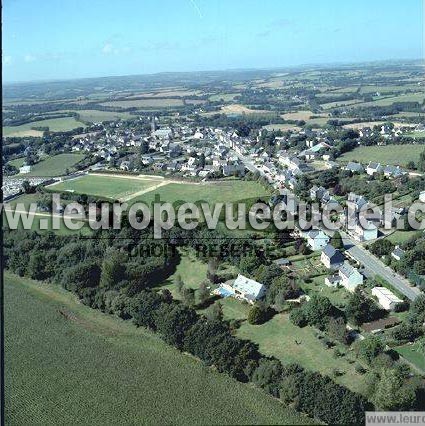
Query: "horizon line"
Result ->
[[3, 57, 424, 87]]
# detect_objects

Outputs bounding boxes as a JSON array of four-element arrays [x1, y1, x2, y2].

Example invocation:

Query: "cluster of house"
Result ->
[[320, 243, 403, 311], [345, 161, 408, 178], [70, 122, 247, 178], [2, 176, 52, 199]]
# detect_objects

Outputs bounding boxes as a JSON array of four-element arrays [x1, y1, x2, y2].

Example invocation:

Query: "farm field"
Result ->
[[100, 98, 184, 108], [4, 273, 314, 425], [354, 92, 425, 108], [74, 109, 135, 122], [337, 144, 424, 166], [52, 174, 164, 201], [3, 116, 83, 137], [209, 93, 240, 102], [11, 153, 85, 177], [263, 123, 302, 132]]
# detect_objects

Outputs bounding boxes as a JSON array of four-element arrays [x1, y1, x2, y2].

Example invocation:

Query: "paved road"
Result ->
[[223, 148, 421, 301], [341, 231, 421, 301]]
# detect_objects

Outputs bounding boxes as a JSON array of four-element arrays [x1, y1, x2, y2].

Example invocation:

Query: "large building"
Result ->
[[215, 274, 266, 304]]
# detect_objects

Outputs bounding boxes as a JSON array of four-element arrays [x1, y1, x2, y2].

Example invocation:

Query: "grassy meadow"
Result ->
[[51, 174, 164, 200], [3, 116, 83, 137], [4, 273, 314, 425], [10, 153, 85, 177], [338, 144, 424, 166]]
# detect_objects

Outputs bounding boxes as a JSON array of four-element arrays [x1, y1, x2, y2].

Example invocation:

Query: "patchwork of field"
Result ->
[[263, 123, 302, 131], [219, 104, 270, 115], [209, 93, 240, 102], [3, 116, 83, 137], [74, 109, 135, 122], [4, 273, 313, 425], [338, 144, 424, 166], [99, 98, 184, 108], [10, 153, 85, 177], [51, 174, 165, 201], [354, 92, 425, 108]]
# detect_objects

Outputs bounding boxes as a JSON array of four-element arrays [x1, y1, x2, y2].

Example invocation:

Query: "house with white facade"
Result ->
[[306, 230, 330, 251], [338, 262, 363, 292], [215, 274, 266, 304], [366, 162, 383, 176]]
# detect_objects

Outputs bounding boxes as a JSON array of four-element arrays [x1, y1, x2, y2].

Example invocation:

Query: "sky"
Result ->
[[3, 0, 424, 82]]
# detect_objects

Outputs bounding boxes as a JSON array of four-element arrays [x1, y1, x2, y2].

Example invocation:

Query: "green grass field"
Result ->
[[3, 116, 83, 136], [338, 144, 424, 166], [236, 313, 368, 395], [52, 174, 164, 200], [100, 98, 184, 108], [75, 109, 135, 122], [10, 153, 86, 177], [132, 179, 271, 206], [355, 92, 425, 108], [4, 273, 314, 425], [396, 343, 425, 373], [157, 249, 208, 301]]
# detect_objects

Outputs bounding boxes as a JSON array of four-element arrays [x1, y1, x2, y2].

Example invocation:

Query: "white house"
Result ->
[[372, 287, 402, 311], [338, 262, 363, 292], [19, 165, 31, 174], [366, 162, 383, 176], [391, 246, 405, 261], [230, 274, 266, 304], [419, 191, 425, 203], [354, 221, 378, 242], [306, 230, 330, 251]]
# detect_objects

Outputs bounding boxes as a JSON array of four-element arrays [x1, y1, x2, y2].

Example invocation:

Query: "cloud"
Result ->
[[102, 43, 114, 55], [24, 54, 36, 63], [4, 56, 12, 65], [101, 42, 132, 55]]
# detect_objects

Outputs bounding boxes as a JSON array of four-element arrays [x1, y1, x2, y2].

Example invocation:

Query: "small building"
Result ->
[[321, 244, 345, 270], [384, 165, 406, 179], [306, 230, 330, 251], [419, 191, 425, 203], [19, 165, 31, 174], [366, 162, 383, 176], [231, 274, 266, 304], [391, 246, 405, 261], [345, 161, 364, 174], [372, 286, 402, 311], [338, 262, 363, 292], [325, 274, 341, 288], [273, 258, 291, 269]]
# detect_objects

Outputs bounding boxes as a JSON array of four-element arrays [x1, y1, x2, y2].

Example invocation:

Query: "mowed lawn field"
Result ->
[[52, 174, 164, 200], [4, 273, 314, 425], [3, 116, 83, 137], [10, 153, 86, 177], [338, 144, 424, 166], [236, 313, 368, 395], [132, 179, 271, 205]]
